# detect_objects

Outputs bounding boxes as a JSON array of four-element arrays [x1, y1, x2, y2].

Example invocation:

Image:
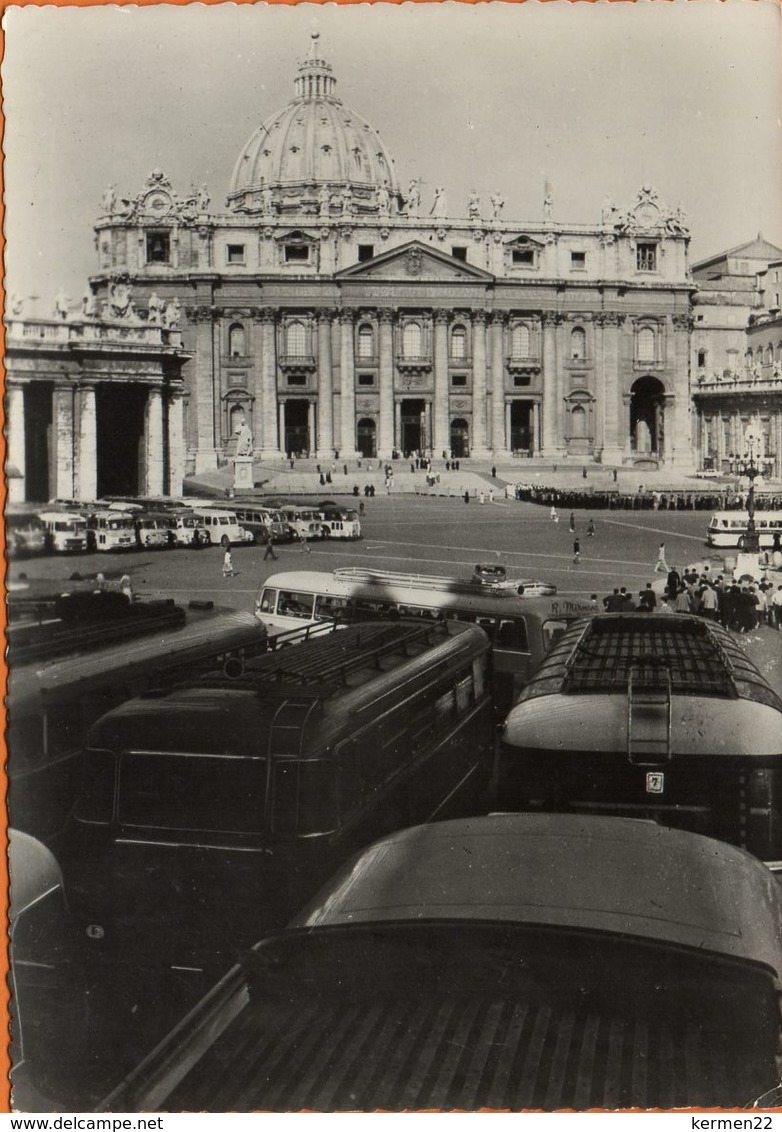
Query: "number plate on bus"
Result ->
[[646, 772, 665, 794]]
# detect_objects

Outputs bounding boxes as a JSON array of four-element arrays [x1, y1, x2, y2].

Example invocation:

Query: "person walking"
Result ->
[[263, 538, 278, 562], [654, 543, 669, 573], [550, 505, 559, 523], [587, 518, 595, 537], [569, 512, 575, 533], [222, 549, 235, 577], [300, 535, 311, 555], [572, 537, 581, 565]]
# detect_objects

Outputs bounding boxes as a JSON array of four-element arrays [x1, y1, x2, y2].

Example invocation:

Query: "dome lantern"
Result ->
[[294, 33, 338, 101]]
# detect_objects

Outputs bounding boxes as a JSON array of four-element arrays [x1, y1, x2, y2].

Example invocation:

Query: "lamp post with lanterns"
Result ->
[[730, 427, 763, 554]]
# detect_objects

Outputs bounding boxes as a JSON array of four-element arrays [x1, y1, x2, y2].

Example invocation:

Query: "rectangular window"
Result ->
[[358, 245, 374, 262], [146, 232, 170, 263], [513, 374, 531, 387], [636, 243, 657, 272], [357, 373, 375, 387], [285, 245, 310, 263], [571, 251, 586, 269], [512, 249, 535, 266], [226, 244, 245, 265], [228, 371, 246, 387], [286, 374, 306, 386], [451, 247, 467, 262], [451, 374, 468, 388]]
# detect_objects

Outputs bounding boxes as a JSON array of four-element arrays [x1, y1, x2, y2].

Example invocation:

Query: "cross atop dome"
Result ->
[[295, 33, 338, 101]]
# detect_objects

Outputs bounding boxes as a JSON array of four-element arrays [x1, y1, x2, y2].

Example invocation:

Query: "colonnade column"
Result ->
[[470, 312, 490, 457], [597, 312, 624, 465], [339, 312, 360, 458], [316, 311, 334, 458], [433, 312, 450, 457], [76, 382, 96, 501], [260, 311, 281, 458], [6, 385, 26, 503], [167, 389, 186, 496], [145, 385, 165, 497], [489, 314, 506, 453], [669, 314, 695, 470], [378, 313, 395, 457]]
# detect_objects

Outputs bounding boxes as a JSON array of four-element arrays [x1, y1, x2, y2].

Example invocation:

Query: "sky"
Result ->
[[3, 0, 782, 310]]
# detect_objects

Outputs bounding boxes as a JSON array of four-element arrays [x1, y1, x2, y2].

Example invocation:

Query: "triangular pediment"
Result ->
[[337, 241, 494, 283], [504, 234, 546, 249]]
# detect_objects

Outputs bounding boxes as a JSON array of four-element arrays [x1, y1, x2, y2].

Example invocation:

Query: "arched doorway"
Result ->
[[357, 418, 377, 458], [400, 399, 426, 455], [630, 376, 666, 458], [284, 400, 310, 456], [510, 401, 532, 455], [450, 418, 469, 459]]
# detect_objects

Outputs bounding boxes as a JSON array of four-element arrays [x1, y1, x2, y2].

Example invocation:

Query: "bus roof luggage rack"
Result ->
[[627, 659, 673, 765], [333, 566, 509, 597]]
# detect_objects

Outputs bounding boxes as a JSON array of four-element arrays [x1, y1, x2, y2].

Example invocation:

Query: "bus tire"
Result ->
[[321, 527, 331, 538]]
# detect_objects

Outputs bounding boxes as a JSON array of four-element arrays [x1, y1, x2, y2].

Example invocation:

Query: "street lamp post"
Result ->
[[735, 427, 762, 554]]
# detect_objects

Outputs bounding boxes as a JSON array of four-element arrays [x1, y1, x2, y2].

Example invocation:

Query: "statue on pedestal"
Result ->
[[430, 185, 447, 218], [467, 190, 481, 220], [406, 178, 421, 217], [235, 421, 254, 456], [147, 293, 164, 325], [490, 192, 505, 220], [163, 297, 181, 329]]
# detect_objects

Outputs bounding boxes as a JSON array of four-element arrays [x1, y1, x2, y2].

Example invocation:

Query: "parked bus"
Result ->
[[62, 620, 492, 1041], [255, 567, 594, 711], [276, 503, 324, 541], [6, 511, 47, 558], [133, 512, 175, 549], [165, 510, 209, 548], [86, 510, 136, 553], [496, 612, 782, 859], [217, 502, 292, 545], [183, 505, 255, 547], [318, 504, 362, 540], [36, 510, 89, 554], [707, 509, 782, 549], [8, 603, 269, 843]]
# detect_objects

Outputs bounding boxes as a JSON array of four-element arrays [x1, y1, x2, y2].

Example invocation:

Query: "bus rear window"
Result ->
[[278, 591, 316, 619], [542, 619, 571, 650], [496, 618, 528, 651], [117, 753, 267, 834]]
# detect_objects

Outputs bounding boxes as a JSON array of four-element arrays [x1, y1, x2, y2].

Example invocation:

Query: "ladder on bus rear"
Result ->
[[627, 661, 673, 765], [267, 697, 322, 759]]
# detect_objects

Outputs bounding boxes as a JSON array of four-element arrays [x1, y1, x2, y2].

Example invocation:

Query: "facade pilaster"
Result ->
[[489, 314, 507, 453], [532, 402, 541, 455], [541, 313, 561, 457], [597, 311, 624, 464], [191, 306, 219, 473], [75, 382, 95, 501], [54, 384, 75, 500], [167, 389, 186, 496], [378, 312, 395, 457], [260, 310, 281, 458], [470, 311, 491, 457], [307, 400, 316, 454], [339, 311, 360, 458], [433, 312, 450, 457], [669, 314, 695, 470], [316, 311, 334, 457], [145, 385, 165, 497], [6, 385, 26, 504], [279, 401, 287, 456]]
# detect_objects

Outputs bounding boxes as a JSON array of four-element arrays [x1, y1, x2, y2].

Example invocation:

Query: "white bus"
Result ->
[[36, 511, 89, 554], [86, 510, 136, 553], [319, 505, 362, 540], [255, 567, 594, 712], [707, 510, 782, 549], [183, 506, 255, 547]]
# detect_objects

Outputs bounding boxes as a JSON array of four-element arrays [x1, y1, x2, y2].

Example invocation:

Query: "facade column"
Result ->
[[505, 401, 512, 451], [470, 311, 490, 457], [316, 311, 334, 457], [193, 308, 218, 473], [433, 312, 450, 457], [669, 314, 695, 470], [424, 401, 432, 451], [75, 382, 96, 501], [532, 402, 541, 456], [259, 310, 281, 458], [307, 400, 316, 454], [279, 401, 287, 456], [378, 313, 395, 457], [145, 385, 165, 497], [167, 389, 186, 497], [598, 312, 624, 464], [541, 313, 562, 458], [490, 314, 507, 453], [6, 384, 26, 504], [339, 312, 360, 458]]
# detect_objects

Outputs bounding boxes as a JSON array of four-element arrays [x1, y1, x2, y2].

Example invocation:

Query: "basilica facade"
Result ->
[[84, 37, 695, 479]]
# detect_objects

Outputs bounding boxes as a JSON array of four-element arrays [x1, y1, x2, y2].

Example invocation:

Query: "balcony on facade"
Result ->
[[278, 353, 317, 376], [695, 364, 782, 394], [397, 355, 433, 376], [6, 317, 184, 350]]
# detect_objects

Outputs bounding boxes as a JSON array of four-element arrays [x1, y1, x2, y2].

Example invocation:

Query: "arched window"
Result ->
[[286, 320, 307, 356], [229, 324, 246, 357], [570, 404, 587, 438], [570, 327, 586, 361], [766, 345, 774, 365], [403, 321, 422, 357], [358, 324, 375, 359], [510, 323, 531, 359], [637, 326, 656, 363], [451, 325, 467, 360]]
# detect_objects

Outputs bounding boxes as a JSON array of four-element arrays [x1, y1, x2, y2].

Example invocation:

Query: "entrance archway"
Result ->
[[450, 418, 469, 459], [24, 382, 53, 502], [400, 399, 426, 455], [510, 401, 532, 455], [284, 400, 310, 456], [96, 384, 147, 497], [630, 376, 665, 457], [357, 418, 377, 458]]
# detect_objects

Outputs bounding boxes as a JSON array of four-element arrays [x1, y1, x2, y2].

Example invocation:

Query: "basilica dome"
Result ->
[[227, 35, 402, 217]]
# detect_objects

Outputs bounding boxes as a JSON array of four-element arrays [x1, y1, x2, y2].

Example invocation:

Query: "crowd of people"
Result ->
[[601, 565, 782, 632], [512, 483, 782, 512]]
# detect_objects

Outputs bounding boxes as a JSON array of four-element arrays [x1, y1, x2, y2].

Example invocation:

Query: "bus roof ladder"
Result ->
[[268, 698, 322, 760], [627, 661, 672, 766]]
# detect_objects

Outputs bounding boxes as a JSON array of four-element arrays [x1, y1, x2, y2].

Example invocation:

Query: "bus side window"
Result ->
[[542, 618, 570, 650], [314, 595, 347, 620], [496, 618, 528, 651], [473, 615, 497, 641], [259, 588, 277, 614]]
